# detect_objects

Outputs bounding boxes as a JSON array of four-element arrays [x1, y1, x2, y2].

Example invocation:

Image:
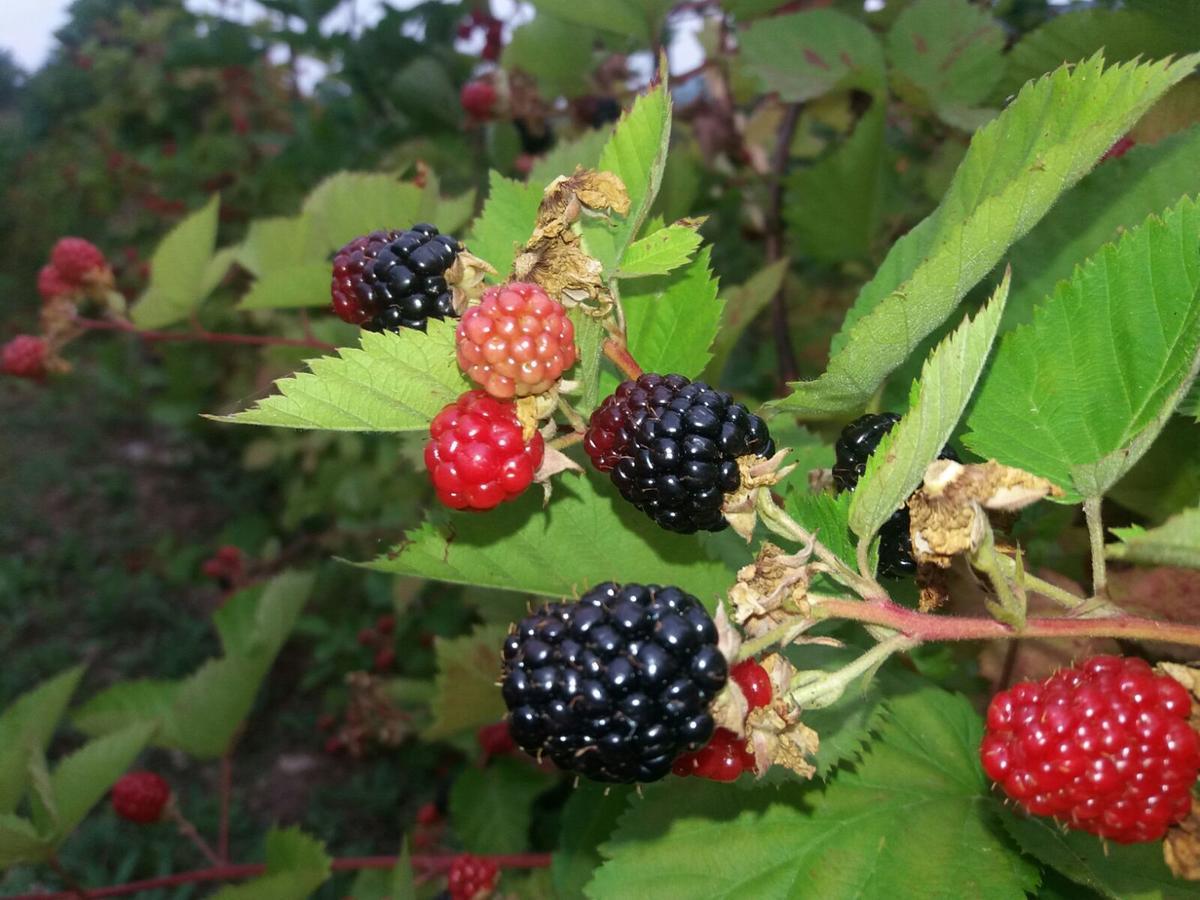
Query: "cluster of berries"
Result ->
[[673, 659, 772, 782], [455, 8, 503, 61], [447, 853, 500, 900], [201, 544, 245, 590], [319, 670, 410, 757], [357, 612, 398, 673]]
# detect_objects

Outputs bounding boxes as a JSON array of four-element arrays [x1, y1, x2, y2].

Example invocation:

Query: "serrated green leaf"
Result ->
[[26, 751, 56, 834], [965, 197, 1200, 501], [784, 104, 886, 263], [46, 723, 156, 839], [466, 172, 543, 281], [771, 53, 1200, 418], [526, 0, 666, 41], [553, 784, 633, 899], [1107, 506, 1200, 568], [785, 489, 856, 576], [805, 683, 885, 778], [200, 246, 238, 299], [998, 807, 1194, 900], [449, 758, 556, 855], [423, 625, 509, 741], [703, 259, 789, 384], [364, 472, 735, 604], [210, 827, 331, 900], [301, 172, 423, 254], [850, 273, 1008, 547], [0, 666, 84, 815], [238, 263, 329, 310], [214, 321, 469, 432], [615, 221, 703, 278], [161, 656, 262, 758], [237, 215, 326, 277], [741, 9, 886, 104], [570, 311, 607, 414], [587, 688, 1036, 899], [132, 195, 220, 328], [886, 0, 1005, 128], [504, 11, 597, 98], [214, 570, 314, 660], [0, 813, 52, 867], [72, 679, 178, 738], [528, 127, 613, 188]]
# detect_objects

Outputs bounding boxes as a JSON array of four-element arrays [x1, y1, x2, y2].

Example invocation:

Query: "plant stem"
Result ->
[[735, 618, 812, 662], [72, 316, 336, 352], [1083, 497, 1108, 597], [790, 634, 918, 708], [556, 394, 588, 433], [549, 431, 584, 450], [168, 806, 225, 866], [766, 103, 802, 386], [10, 855, 552, 900], [48, 856, 87, 899], [602, 336, 643, 380]]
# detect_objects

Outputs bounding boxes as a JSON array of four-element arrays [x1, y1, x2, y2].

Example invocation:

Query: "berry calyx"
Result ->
[[460, 80, 498, 120], [981, 655, 1200, 844], [2, 335, 48, 380], [832, 412, 959, 577], [456, 282, 577, 399], [330, 224, 462, 331], [425, 390, 544, 510], [50, 237, 108, 284], [584, 374, 775, 534], [501, 582, 727, 783], [111, 771, 171, 824], [731, 659, 773, 710], [447, 853, 499, 900], [672, 727, 755, 781], [38, 264, 74, 301]]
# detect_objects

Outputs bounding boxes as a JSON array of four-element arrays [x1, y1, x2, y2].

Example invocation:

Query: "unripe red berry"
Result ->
[[416, 801, 441, 826], [447, 853, 499, 900], [672, 728, 755, 782], [731, 659, 773, 710], [50, 237, 107, 284], [2, 335, 48, 380], [111, 771, 170, 824], [477, 721, 516, 760], [456, 282, 577, 399], [461, 80, 498, 120], [981, 655, 1200, 844]]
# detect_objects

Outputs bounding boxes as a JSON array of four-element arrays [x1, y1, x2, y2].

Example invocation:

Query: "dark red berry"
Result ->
[[477, 721, 516, 761], [460, 80, 498, 120], [38, 264, 73, 301], [981, 655, 1200, 844], [448, 853, 499, 900], [416, 801, 441, 826], [111, 771, 170, 824], [424, 390, 544, 510], [376, 613, 396, 635], [373, 648, 396, 672], [50, 237, 107, 284], [2, 335, 48, 379], [672, 727, 755, 781], [731, 659, 772, 710]]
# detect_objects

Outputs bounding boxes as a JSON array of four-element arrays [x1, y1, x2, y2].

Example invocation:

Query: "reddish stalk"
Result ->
[[9, 854, 552, 900], [602, 337, 644, 380], [72, 316, 336, 352]]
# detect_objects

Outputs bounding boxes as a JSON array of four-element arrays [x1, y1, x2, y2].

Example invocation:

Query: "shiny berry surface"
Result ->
[[424, 390, 543, 510], [50, 236, 107, 283], [731, 659, 773, 710], [501, 583, 726, 784], [672, 727, 756, 782], [456, 282, 577, 398], [447, 853, 499, 900], [2, 335, 47, 379], [111, 771, 170, 824], [981, 655, 1200, 844], [460, 80, 498, 119]]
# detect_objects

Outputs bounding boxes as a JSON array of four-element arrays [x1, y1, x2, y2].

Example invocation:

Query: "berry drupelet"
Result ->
[[673, 658, 773, 781], [501, 582, 727, 784], [832, 412, 959, 577], [330, 223, 462, 332], [584, 374, 775, 534]]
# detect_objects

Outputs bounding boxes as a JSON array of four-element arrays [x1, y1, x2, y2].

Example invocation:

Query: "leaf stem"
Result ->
[[602, 336, 644, 380], [1083, 497, 1108, 597], [168, 805, 225, 866], [735, 618, 813, 662]]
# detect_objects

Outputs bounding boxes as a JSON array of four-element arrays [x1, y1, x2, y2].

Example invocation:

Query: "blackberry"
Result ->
[[832, 412, 960, 577], [330, 224, 462, 331], [500, 582, 727, 784], [584, 374, 775, 534]]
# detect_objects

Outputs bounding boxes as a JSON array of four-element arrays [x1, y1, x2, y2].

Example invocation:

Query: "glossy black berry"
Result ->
[[832, 412, 960, 578], [330, 224, 463, 331], [500, 582, 727, 783], [584, 374, 775, 534]]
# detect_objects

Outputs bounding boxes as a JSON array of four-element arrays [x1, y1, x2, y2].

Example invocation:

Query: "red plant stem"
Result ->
[[602, 337, 644, 380], [72, 316, 336, 352], [9, 854, 552, 900], [817, 599, 1200, 648]]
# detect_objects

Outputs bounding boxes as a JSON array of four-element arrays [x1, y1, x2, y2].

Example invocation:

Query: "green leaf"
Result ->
[[449, 758, 555, 855], [504, 11, 597, 97], [587, 687, 1036, 899], [211, 827, 331, 900], [581, 69, 672, 272], [423, 625, 509, 741], [47, 723, 156, 839], [364, 472, 736, 605], [784, 104, 886, 263], [237, 215, 326, 277], [771, 53, 1200, 418], [571, 311, 607, 414], [392, 838, 417, 900], [1003, 126, 1200, 333], [466, 172, 543, 280], [1107, 506, 1200, 568], [850, 273, 1008, 546], [72, 679, 178, 738], [301, 172, 423, 254], [615, 221, 704, 278], [553, 784, 633, 899], [741, 9, 886, 103], [0, 666, 84, 815], [213, 321, 469, 432], [965, 197, 1200, 501], [213, 570, 314, 660], [200, 246, 239, 299], [161, 656, 263, 758], [238, 263, 330, 310], [528, 127, 613, 189], [131, 195, 220, 328], [703, 259, 789, 383], [526, 0, 667, 41], [805, 682, 885, 778], [998, 807, 1194, 900], [886, 0, 1005, 128], [786, 490, 856, 574], [0, 813, 52, 867]]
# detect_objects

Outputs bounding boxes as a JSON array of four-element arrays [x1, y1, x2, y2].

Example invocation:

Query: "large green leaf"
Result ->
[[238, 263, 329, 310], [211, 827, 331, 900], [301, 172, 423, 253], [213, 321, 469, 432], [448, 759, 556, 855], [465, 172, 543, 280], [741, 9, 886, 103], [0, 813, 52, 867], [46, 723, 156, 839], [423, 625, 509, 741], [586, 688, 1036, 899], [965, 198, 1200, 501], [1107, 505, 1200, 569], [528, 128, 613, 188], [236, 215, 327, 278], [72, 679, 178, 737], [526, 0, 668, 41], [0, 666, 84, 815], [615, 221, 703, 278], [131, 195, 221, 328], [770, 53, 1199, 418], [703, 259, 789, 384], [213, 570, 314, 660], [364, 471, 735, 604], [553, 784, 633, 899], [849, 274, 1007, 547], [504, 11, 597, 97]]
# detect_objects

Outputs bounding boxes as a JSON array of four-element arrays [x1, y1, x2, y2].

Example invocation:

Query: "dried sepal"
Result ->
[[728, 541, 812, 638], [446, 249, 498, 311], [745, 653, 819, 779], [714, 602, 743, 664], [721, 449, 798, 541], [1165, 800, 1200, 881]]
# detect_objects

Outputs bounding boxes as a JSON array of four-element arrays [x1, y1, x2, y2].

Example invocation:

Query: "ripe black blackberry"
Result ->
[[584, 374, 775, 534], [500, 582, 726, 784], [833, 412, 960, 577], [330, 223, 462, 332]]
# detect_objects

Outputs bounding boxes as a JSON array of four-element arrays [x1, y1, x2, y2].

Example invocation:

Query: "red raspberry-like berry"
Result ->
[[416, 801, 441, 826], [981, 655, 1200, 844], [425, 390, 544, 510], [447, 853, 499, 900], [111, 771, 170, 824], [456, 282, 577, 399], [461, 80, 498, 120], [373, 648, 396, 672], [38, 264, 74, 301], [731, 659, 773, 710], [2, 335, 48, 379], [202, 545, 244, 584], [50, 237, 107, 284], [672, 728, 755, 782], [376, 613, 396, 635], [477, 721, 517, 761]]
